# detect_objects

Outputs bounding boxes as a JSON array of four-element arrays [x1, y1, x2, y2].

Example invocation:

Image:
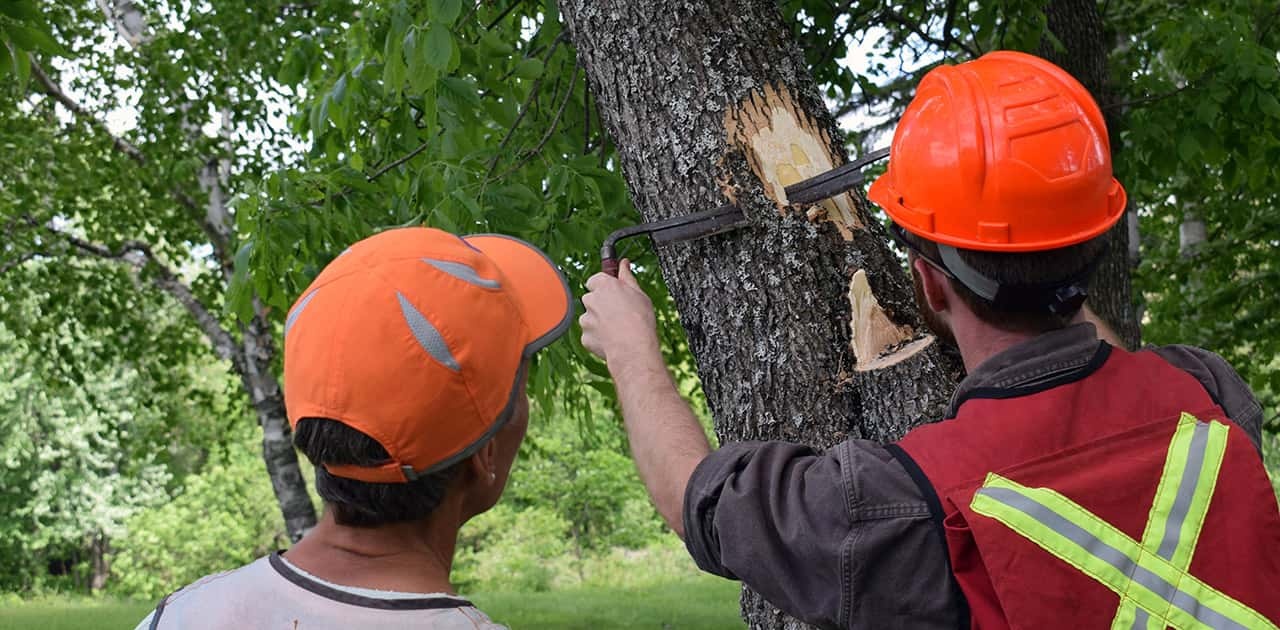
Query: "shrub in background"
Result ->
[[109, 448, 287, 600]]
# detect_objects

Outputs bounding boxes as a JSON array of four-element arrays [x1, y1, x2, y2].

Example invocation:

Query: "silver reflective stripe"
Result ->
[[1156, 421, 1210, 559], [396, 292, 460, 371], [977, 487, 1253, 630], [422, 259, 500, 289], [1129, 421, 1211, 630], [1130, 608, 1149, 630], [285, 289, 319, 337]]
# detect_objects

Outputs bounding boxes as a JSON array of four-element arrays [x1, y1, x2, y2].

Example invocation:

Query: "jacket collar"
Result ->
[[946, 323, 1110, 418]]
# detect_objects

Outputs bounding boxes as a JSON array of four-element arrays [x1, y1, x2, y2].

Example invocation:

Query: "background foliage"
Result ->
[[0, 0, 1276, 602]]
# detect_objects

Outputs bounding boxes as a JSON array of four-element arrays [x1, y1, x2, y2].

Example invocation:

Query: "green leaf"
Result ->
[[1176, 134, 1199, 163], [12, 47, 28, 91], [276, 45, 307, 86], [420, 83, 439, 134], [439, 76, 481, 111], [422, 24, 453, 71], [451, 189, 484, 222], [2, 23, 68, 56], [309, 94, 329, 133], [479, 30, 514, 56], [227, 241, 256, 323], [0, 45, 11, 82], [1259, 92, 1280, 119], [586, 380, 615, 398], [429, 0, 463, 25], [513, 58, 544, 80], [331, 74, 348, 104], [0, 1, 40, 22]]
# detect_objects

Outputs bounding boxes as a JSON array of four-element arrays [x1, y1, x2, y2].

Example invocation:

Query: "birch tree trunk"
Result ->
[[559, 3, 959, 627], [82, 5, 319, 542], [238, 313, 316, 542]]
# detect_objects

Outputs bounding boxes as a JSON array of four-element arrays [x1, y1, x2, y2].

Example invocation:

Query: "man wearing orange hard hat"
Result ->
[[138, 228, 573, 629], [581, 51, 1280, 628]]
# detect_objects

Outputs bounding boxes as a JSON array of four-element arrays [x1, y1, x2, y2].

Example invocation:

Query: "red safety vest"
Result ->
[[892, 343, 1280, 629]]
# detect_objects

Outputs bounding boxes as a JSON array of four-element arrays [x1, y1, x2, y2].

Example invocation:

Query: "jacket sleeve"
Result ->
[[1150, 345, 1264, 450], [682, 438, 962, 629]]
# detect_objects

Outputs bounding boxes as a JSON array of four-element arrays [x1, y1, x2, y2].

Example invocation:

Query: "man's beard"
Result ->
[[912, 264, 958, 349]]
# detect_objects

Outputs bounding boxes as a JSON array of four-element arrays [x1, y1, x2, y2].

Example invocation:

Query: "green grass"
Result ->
[[0, 598, 155, 630], [474, 577, 744, 629], [0, 575, 744, 629]]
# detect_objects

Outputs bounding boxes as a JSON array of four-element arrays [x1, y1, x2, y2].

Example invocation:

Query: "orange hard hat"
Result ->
[[868, 51, 1127, 252], [283, 227, 573, 483]]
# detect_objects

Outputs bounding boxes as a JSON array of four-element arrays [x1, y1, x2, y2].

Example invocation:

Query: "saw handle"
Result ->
[[602, 257, 620, 277]]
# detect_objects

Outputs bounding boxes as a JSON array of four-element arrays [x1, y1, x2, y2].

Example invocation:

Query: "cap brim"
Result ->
[[464, 234, 574, 354]]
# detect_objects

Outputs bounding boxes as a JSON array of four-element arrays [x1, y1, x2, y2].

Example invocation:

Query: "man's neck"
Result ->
[[283, 503, 463, 594], [954, 310, 1088, 374]]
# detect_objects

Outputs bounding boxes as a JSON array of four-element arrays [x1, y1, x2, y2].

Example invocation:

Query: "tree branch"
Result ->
[[29, 60, 233, 269], [941, 0, 960, 52], [367, 134, 436, 182], [31, 62, 146, 165], [1102, 77, 1202, 112], [880, 9, 979, 58], [485, 32, 566, 178], [490, 62, 579, 183], [40, 221, 239, 363], [0, 252, 42, 276], [486, 0, 524, 31]]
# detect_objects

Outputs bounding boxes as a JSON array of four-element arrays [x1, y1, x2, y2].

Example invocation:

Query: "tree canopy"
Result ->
[[0, 0, 1277, 595]]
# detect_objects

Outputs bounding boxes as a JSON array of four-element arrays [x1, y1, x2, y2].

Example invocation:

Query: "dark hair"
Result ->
[[909, 233, 1107, 333], [294, 418, 462, 527]]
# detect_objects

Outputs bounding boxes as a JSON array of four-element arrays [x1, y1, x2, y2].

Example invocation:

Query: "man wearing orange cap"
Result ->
[[581, 52, 1280, 628], [137, 228, 573, 629]]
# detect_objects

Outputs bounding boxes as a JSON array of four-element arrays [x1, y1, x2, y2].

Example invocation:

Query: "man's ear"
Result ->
[[467, 439, 499, 485], [913, 257, 950, 314]]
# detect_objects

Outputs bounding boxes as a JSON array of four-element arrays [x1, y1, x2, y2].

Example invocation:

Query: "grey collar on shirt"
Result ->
[[945, 322, 1109, 419]]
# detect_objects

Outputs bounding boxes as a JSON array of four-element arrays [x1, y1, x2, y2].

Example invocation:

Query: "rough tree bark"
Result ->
[[559, 2, 959, 628], [1041, 0, 1142, 349]]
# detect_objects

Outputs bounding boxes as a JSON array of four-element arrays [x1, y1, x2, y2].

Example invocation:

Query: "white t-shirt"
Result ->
[[135, 553, 506, 629]]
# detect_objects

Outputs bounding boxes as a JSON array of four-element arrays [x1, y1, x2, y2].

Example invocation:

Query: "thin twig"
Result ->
[[881, 9, 979, 58], [485, 32, 567, 178], [941, 0, 959, 54], [491, 63, 579, 182], [367, 134, 436, 182], [966, 5, 986, 55], [815, 0, 858, 68], [0, 252, 41, 276], [1103, 75, 1204, 112], [486, 0, 524, 31], [459, 0, 483, 26], [583, 82, 592, 155]]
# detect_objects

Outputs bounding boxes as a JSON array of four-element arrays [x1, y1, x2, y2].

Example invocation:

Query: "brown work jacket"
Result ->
[[682, 323, 1265, 629]]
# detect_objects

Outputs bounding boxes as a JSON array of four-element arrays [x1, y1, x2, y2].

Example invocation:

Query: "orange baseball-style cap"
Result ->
[[283, 227, 573, 483]]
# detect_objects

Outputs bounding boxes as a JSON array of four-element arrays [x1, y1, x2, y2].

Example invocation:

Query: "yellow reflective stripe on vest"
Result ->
[[971, 415, 1276, 630], [1118, 415, 1230, 630]]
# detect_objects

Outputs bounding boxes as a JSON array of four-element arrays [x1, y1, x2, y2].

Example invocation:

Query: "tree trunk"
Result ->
[[89, 531, 109, 592], [239, 313, 316, 542], [76, 0, 318, 545], [559, 2, 959, 627], [1040, 0, 1142, 349]]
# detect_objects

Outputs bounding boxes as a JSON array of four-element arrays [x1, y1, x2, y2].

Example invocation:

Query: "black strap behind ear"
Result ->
[[936, 243, 1099, 316]]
